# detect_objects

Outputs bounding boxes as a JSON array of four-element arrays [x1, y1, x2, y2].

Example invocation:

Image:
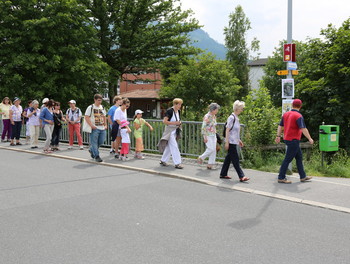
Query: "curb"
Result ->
[[1, 145, 350, 215]]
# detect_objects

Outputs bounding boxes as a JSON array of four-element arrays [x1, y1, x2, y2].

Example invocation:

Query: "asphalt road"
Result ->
[[1, 149, 350, 264]]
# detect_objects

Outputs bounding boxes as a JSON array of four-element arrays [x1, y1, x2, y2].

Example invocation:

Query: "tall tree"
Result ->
[[0, 0, 108, 107], [224, 5, 259, 97], [84, 0, 200, 103], [160, 53, 241, 120]]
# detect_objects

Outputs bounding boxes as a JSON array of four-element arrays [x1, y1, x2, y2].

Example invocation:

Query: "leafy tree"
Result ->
[[0, 0, 108, 107], [240, 86, 280, 146], [84, 0, 200, 103], [224, 5, 259, 97], [160, 53, 241, 120]]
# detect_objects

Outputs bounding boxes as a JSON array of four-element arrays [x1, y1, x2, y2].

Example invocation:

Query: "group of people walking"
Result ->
[[0, 94, 313, 183]]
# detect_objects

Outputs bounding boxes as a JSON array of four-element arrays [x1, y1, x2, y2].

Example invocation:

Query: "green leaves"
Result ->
[[160, 53, 241, 120]]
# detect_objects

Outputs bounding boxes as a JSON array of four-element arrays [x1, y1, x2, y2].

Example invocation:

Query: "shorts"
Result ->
[[111, 122, 119, 141]]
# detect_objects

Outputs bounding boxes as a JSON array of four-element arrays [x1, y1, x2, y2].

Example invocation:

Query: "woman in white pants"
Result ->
[[198, 103, 220, 169], [159, 98, 183, 169], [27, 100, 41, 148]]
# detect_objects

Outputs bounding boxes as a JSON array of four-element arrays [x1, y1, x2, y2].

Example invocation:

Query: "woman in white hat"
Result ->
[[133, 109, 153, 159], [9, 97, 23, 146]]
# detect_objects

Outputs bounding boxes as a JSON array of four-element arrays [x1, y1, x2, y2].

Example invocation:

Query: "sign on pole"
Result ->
[[283, 43, 296, 62], [282, 79, 294, 98]]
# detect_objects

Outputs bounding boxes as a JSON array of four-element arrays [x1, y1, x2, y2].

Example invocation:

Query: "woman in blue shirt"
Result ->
[[39, 99, 54, 153]]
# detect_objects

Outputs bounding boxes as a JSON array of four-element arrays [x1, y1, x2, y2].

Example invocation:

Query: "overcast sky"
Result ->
[[180, 0, 350, 58]]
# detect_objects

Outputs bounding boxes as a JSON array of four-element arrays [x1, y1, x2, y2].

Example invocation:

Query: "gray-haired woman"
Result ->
[[198, 103, 220, 169], [220, 100, 250, 182]]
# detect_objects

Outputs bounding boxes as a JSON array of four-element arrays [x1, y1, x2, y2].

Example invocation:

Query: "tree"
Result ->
[[224, 5, 259, 97], [84, 0, 200, 103], [160, 53, 241, 120], [262, 19, 350, 150], [0, 0, 108, 107], [240, 86, 280, 146]]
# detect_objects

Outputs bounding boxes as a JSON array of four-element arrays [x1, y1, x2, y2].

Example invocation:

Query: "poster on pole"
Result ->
[[282, 99, 293, 115], [282, 79, 294, 98]]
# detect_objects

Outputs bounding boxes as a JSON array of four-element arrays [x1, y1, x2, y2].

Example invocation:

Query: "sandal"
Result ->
[[220, 175, 231, 179], [240, 177, 250, 182], [160, 161, 169, 167], [197, 157, 203, 164], [175, 164, 184, 169]]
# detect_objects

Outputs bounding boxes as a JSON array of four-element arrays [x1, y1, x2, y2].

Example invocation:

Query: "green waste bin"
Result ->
[[319, 125, 339, 152]]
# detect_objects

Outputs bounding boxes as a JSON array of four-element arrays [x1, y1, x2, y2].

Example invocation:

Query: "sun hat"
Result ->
[[68, 100, 76, 104], [42, 98, 49, 104], [120, 120, 130, 128], [13, 97, 21, 103], [135, 109, 144, 115]]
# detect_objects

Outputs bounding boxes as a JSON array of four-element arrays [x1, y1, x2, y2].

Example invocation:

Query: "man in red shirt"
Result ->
[[275, 99, 314, 183]]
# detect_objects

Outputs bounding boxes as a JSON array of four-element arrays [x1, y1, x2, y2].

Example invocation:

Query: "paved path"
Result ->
[[1, 147, 350, 264], [1, 142, 350, 214]]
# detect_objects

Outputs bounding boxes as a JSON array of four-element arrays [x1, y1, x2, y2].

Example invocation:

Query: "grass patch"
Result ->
[[241, 147, 350, 178]]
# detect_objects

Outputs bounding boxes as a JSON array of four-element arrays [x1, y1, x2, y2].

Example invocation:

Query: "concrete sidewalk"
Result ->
[[1, 142, 350, 214]]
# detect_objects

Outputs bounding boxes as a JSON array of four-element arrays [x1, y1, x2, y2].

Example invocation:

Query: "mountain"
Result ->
[[188, 29, 227, 60]]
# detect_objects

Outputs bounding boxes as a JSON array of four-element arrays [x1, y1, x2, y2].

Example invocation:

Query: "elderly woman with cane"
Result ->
[[197, 103, 220, 169]]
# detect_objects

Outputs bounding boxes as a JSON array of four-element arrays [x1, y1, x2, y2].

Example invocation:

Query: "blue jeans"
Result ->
[[278, 139, 306, 180], [89, 129, 106, 158]]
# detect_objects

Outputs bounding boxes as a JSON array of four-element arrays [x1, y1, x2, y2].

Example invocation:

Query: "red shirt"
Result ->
[[280, 110, 306, 141]]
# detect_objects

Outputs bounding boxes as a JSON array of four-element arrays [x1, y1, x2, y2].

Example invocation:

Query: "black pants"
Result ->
[[220, 144, 244, 178], [51, 125, 62, 146], [11, 121, 22, 140]]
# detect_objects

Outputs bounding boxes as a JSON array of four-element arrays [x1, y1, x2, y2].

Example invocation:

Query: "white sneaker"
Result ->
[[79, 146, 84, 150], [121, 156, 126, 161], [68, 146, 73, 149], [125, 156, 129, 161]]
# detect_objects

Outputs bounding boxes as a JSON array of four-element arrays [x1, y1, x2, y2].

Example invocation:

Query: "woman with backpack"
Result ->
[[197, 103, 220, 169], [66, 100, 83, 150], [219, 100, 250, 182]]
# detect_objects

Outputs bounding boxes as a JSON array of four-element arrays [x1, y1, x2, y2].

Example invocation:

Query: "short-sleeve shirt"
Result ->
[[27, 108, 41, 126], [0, 103, 11, 119], [10, 105, 23, 122], [134, 118, 145, 139], [113, 108, 127, 124], [66, 108, 82, 123], [165, 108, 180, 123], [85, 104, 106, 130], [227, 113, 240, 144], [201, 112, 217, 137], [279, 109, 306, 140], [108, 105, 118, 122], [120, 128, 131, 143]]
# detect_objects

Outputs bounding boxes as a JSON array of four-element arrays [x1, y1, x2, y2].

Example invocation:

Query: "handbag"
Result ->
[[82, 118, 92, 133], [82, 104, 93, 133]]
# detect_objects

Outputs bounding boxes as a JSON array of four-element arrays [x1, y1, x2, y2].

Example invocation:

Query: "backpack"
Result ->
[[222, 114, 235, 138]]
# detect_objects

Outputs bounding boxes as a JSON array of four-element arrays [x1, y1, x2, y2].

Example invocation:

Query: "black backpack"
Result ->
[[222, 114, 235, 138]]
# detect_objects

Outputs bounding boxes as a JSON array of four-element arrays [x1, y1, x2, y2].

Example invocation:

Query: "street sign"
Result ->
[[287, 62, 297, 70], [291, 70, 299, 75], [283, 43, 296, 62], [277, 70, 289, 75]]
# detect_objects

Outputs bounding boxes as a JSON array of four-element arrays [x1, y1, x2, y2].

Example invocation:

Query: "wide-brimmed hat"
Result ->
[[120, 120, 130, 128]]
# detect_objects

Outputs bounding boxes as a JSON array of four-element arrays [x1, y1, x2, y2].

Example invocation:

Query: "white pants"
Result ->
[[43, 124, 54, 150], [29, 125, 40, 147], [200, 135, 217, 165], [161, 130, 182, 165]]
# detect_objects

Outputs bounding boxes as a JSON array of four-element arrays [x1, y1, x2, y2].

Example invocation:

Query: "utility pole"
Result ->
[[287, 0, 293, 79]]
